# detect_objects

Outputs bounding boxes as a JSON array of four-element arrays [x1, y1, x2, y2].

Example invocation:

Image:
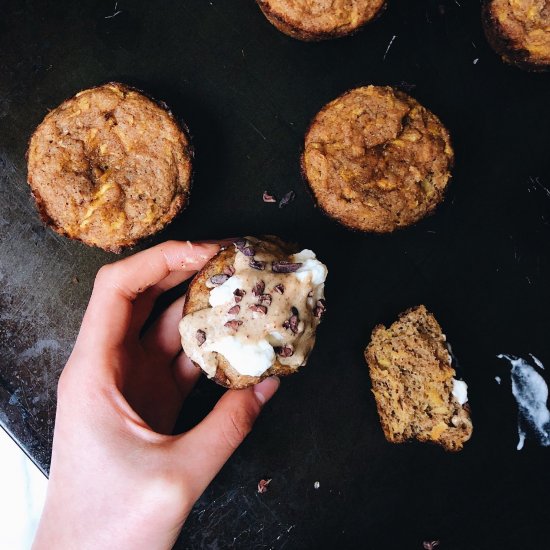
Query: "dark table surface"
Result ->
[[1, 1, 550, 548]]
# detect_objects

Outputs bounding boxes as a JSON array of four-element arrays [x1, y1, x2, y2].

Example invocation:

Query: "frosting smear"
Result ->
[[498, 354, 550, 451]]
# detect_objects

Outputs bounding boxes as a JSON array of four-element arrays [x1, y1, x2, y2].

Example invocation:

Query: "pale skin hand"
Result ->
[[32, 240, 280, 550]]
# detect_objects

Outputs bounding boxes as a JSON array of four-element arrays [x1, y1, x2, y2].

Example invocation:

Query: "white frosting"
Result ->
[[498, 354, 550, 451], [268, 330, 285, 343], [208, 276, 244, 307], [452, 379, 468, 405], [291, 250, 328, 286], [205, 336, 275, 377]]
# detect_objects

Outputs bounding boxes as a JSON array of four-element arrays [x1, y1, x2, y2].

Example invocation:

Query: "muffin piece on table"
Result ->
[[365, 305, 472, 452]]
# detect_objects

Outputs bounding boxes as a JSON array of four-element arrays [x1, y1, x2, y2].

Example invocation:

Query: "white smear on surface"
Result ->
[[314, 481, 320, 490], [530, 354, 544, 370], [495, 376, 501, 384], [383, 35, 397, 61], [497, 354, 550, 450], [19, 339, 60, 361]]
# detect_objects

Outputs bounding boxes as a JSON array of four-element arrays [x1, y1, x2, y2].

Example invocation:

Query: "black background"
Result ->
[[1, 1, 550, 549]]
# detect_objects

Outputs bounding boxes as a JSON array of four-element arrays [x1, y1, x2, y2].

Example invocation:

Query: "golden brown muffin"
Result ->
[[302, 86, 454, 233], [256, 0, 386, 41], [482, 0, 550, 71], [365, 305, 473, 452], [27, 82, 192, 253], [179, 237, 328, 389]]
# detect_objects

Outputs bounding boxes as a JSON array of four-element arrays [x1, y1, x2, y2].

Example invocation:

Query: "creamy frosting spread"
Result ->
[[179, 237, 328, 378], [452, 379, 468, 405]]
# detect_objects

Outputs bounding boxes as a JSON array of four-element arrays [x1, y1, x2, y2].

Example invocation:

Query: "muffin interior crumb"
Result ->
[[365, 305, 472, 451]]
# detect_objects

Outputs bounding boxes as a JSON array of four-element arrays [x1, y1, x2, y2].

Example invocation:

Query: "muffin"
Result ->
[[302, 86, 454, 233], [179, 236, 328, 389], [256, 0, 386, 41], [27, 82, 192, 253], [365, 305, 472, 451], [482, 0, 550, 71]]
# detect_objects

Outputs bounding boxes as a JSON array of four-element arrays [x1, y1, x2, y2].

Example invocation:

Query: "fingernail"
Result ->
[[253, 376, 280, 406]]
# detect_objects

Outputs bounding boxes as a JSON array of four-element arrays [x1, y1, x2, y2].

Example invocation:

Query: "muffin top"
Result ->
[[258, 0, 385, 38], [302, 86, 454, 233], [485, 0, 550, 68], [27, 82, 192, 252], [179, 237, 327, 388]]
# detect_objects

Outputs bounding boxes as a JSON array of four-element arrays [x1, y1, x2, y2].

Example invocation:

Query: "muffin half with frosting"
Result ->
[[179, 236, 328, 389]]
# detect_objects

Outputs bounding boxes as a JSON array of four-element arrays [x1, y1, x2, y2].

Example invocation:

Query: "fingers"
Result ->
[[175, 377, 280, 500], [128, 280, 185, 337], [77, 241, 219, 351], [171, 352, 202, 400], [141, 295, 186, 362]]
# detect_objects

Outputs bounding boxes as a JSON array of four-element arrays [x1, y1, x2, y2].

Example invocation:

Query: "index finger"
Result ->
[[78, 240, 219, 350]]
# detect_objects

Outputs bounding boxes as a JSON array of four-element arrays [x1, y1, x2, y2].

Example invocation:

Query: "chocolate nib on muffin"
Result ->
[[302, 86, 454, 233], [27, 82, 192, 252], [365, 305, 472, 451], [256, 0, 386, 41], [482, 0, 550, 71]]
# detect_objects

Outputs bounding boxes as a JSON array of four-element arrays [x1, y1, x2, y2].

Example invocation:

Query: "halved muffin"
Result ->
[[365, 305, 472, 451]]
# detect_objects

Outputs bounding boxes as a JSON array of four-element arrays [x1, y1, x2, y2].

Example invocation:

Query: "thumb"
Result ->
[[175, 376, 280, 500]]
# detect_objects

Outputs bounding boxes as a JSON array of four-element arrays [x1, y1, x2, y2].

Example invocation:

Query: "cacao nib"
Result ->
[[234, 238, 255, 257], [257, 479, 272, 494], [227, 305, 240, 315], [249, 259, 266, 270], [262, 191, 276, 203], [258, 294, 272, 306], [223, 265, 235, 277], [210, 273, 229, 285], [252, 280, 265, 296], [224, 320, 243, 331], [273, 284, 285, 294], [283, 312, 299, 334], [233, 288, 246, 302], [272, 260, 302, 273], [275, 345, 294, 357], [195, 330, 206, 346], [279, 190, 295, 208], [313, 299, 326, 318], [249, 304, 268, 315], [233, 238, 247, 250]]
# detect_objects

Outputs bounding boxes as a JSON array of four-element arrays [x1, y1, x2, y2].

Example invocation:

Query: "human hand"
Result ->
[[32, 240, 280, 550]]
